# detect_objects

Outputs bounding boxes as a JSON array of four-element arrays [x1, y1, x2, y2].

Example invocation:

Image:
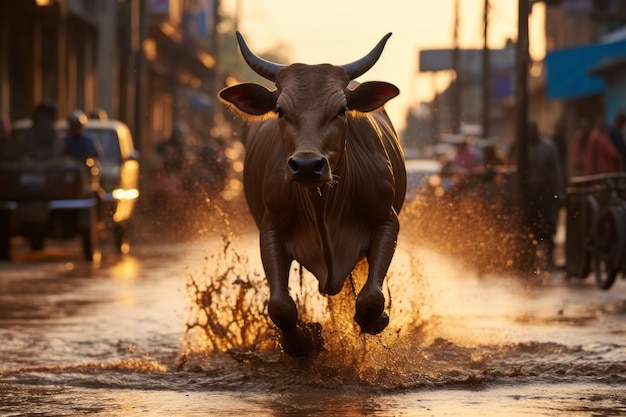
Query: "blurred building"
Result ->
[[544, 0, 626, 177], [0, 1, 98, 121], [410, 41, 518, 156], [140, 0, 218, 161], [406, 0, 626, 165], [545, 0, 626, 119], [0, 0, 219, 162]]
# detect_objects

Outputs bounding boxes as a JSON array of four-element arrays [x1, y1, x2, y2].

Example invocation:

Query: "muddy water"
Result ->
[[1, 206, 625, 416]]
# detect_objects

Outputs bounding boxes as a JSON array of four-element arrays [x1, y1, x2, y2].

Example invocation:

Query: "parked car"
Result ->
[[58, 118, 140, 253], [0, 119, 100, 260], [0, 117, 139, 261]]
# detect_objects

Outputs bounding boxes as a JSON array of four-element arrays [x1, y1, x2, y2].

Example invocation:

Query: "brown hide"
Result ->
[[241, 106, 405, 295], [218, 32, 404, 347]]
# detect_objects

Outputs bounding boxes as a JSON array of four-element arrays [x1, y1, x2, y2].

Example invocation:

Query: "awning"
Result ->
[[588, 55, 626, 76], [600, 26, 626, 44], [545, 40, 626, 99]]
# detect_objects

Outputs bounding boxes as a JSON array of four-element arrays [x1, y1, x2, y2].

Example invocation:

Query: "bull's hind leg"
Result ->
[[261, 226, 322, 357], [355, 213, 399, 334]]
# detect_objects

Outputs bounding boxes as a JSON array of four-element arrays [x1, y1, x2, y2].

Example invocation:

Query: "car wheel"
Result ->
[[81, 207, 99, 261], [0, 211, 11, 260], [30, 232, 44, 251], [112, 223, 129, 254]]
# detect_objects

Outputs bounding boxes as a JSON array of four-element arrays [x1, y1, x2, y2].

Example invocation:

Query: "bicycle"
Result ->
[[584, 178, 626, 290]]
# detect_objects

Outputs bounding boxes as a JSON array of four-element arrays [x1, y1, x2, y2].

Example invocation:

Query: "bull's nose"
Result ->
[[288, 156, 329, 183]]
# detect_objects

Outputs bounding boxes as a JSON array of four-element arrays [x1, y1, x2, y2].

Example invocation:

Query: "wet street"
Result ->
[[1, 205, 625, 416]]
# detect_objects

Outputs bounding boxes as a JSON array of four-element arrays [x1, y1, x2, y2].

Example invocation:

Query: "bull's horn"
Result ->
[[340, 33, 392, 80], [236, 31, 285, 82]]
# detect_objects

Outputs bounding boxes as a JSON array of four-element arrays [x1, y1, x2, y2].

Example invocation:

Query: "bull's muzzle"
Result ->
[[287, 155, 330, 185]]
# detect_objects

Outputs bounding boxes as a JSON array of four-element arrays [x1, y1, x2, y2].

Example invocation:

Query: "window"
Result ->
[[87, 129, 121, 163]]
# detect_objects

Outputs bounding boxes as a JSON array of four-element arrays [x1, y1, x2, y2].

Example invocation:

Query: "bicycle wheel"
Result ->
[[577, 195, 600, 279], [591, 205, 625, 290]]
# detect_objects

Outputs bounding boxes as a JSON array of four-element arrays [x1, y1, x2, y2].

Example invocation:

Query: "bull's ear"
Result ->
[[346, 81, 399, 113], [218, 83, 276, 116]]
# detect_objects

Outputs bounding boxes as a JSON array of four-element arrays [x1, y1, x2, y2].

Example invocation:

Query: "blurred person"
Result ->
[[89, 107, 108, 121], [63, 110, 100, 162], [607, 111, 626, 167], [583, 122, 623, 175], [201, 134, 230, 181], [550, 118, 568, 185], [0, 116, 10, 158], [25, 100, 58, 160], [156, 121, 189, 172], [183, 133, 232, 200], [477, 144, 508, 205], [571, 118, 592, 176], [149, 122, 193, 215], [481, 144, 504, 183], [451, 138, 478, 173], [525, 121, 564, 269]]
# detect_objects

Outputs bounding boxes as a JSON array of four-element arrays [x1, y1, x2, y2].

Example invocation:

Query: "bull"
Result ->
[[218, 32, 406, 357]]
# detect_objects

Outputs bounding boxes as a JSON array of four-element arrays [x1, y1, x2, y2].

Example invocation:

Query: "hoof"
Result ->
[[268, 296, 297, 330], [278, 322, 323, 358], [355, 311, 389, 335], [355, 288, 388, 334]]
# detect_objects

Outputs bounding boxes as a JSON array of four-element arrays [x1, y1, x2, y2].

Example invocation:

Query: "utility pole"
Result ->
[[482, 0, 490, 139], [515, 0, 532, 274], [132, 0, 145, 153], [452, 0, 461, 134], [57, 1, 68, 118], [515, 0, 529, 208], [432, 73, 440, 142]]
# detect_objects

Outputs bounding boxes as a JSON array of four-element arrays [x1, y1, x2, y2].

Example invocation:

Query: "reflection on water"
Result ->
[[1, 199, 625, 415], [109, 254, 142, 279]]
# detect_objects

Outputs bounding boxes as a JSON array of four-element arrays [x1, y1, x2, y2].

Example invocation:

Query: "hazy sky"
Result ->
[[221, 0, 546, 130]]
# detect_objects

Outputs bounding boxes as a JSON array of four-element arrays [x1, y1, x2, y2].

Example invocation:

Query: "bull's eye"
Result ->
[[275, 106, 285, 119], [337, 107, 347, 118]]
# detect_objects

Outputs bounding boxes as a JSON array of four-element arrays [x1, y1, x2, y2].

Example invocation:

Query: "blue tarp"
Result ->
[[186, 90, 213, 110], [545, 40, 626, 99]]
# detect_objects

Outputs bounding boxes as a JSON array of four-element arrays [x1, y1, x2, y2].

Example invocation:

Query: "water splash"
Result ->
[[176, 191, 625, 389], [179, 222, 443, 388], [183, 233, 274, 355], [403, 185, 540, 279]]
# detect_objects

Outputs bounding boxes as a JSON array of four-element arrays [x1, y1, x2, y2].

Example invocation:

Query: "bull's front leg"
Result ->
[[355, 211, 400, 334], [260, 223, 322, 357], [260, 225, 296, 329]]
